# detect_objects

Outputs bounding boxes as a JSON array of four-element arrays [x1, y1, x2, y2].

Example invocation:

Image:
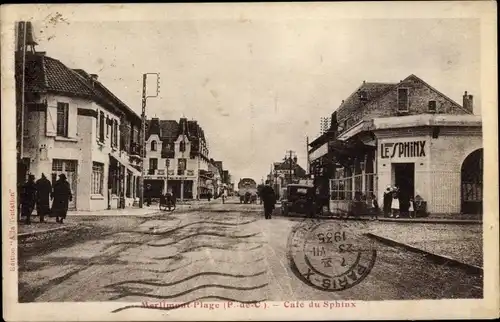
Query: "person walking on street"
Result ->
[[221, 189, 227, 204], [35, 173, 52, 223], [51, 174, 72, 224], [261, 182, 276, 220], [145, 184, 152, 207], [21, 174, 37, 225], [207, 190, 212, 202]]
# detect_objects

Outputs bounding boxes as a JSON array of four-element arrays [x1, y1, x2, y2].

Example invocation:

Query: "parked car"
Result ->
[[280, 184, 319, 217]]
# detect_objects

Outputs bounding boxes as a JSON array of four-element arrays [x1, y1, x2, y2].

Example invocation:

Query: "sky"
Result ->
[[31, 16, 480, 184]]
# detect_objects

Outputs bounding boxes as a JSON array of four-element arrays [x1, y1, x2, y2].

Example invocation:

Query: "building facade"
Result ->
[[17, 51, 142, 211], [269, 157, 307, 199], [143, 117, 212, 200], [309, 74, 483, 215]]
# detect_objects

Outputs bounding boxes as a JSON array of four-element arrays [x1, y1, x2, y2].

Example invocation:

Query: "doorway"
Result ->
[[461, 149, 483, 214], [51, 159, 78, 210], [392, 163, 415, 213]]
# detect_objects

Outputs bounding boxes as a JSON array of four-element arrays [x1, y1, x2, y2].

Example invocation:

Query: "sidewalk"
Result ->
[[17, 199, 219, 236], [366, 222, 483, 269]]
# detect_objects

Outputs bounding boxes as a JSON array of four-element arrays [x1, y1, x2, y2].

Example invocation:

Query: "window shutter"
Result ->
[[46, 105, 57, 136]]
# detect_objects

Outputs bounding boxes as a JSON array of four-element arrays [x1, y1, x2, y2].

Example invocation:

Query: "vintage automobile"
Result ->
[[280, 184, 318, 217]]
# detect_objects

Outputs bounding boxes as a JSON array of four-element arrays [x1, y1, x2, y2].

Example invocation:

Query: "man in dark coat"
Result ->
[[20, 174, 37, 225], [382, 186, 393, 218], [145, 184, 152, 207], [35, 173, 52, 223], [51, 173, 72, 224], [260, 182, 276, 220]]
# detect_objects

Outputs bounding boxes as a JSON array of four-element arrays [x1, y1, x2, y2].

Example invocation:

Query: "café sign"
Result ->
[[380, 140, 426, 159]]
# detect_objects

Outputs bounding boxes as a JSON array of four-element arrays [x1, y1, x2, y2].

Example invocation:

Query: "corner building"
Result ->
[[309, 74, 483, 216]]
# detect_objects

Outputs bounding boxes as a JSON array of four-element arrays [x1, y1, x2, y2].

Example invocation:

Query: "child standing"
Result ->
[[409, 197, 415, 218]]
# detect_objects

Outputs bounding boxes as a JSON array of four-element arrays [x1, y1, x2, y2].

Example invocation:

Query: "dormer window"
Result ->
[[397, 88, 409, 112], [359, 90, 368, 101], [428, 100, 437, 113], [180, 141, 186, 152], [151, 141, 157, 151]]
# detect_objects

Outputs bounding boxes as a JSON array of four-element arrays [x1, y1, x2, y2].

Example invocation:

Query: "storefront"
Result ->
[[373, 115, 483, 215]]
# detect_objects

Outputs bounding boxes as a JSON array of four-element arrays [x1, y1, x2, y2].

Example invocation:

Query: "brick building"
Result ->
[[309, 74, 482, 215]]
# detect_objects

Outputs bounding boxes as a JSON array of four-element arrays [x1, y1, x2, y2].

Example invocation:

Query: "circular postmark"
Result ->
[[286, 218, 376, 292]]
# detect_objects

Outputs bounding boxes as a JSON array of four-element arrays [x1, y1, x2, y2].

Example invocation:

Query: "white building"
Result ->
[[17, 51, 142, 211], [144, 117, 214, 200]]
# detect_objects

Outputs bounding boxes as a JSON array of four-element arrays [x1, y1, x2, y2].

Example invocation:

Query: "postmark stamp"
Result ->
[[286, 218, 377, 292]]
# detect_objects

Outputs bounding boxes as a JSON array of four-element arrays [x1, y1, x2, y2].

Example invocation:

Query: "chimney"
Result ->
[[90, 74, 98, 81], [463, 91, 474, 112]]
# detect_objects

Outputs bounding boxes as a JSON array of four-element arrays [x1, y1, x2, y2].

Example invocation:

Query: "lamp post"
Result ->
[[138, 73, 160, 208]]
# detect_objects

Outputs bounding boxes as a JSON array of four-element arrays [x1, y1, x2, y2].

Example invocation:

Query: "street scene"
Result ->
[[9, 4, 489, 316]]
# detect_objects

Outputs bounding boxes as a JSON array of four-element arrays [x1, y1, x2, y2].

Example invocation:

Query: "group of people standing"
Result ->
[[382, 185, 416, 218], [19, 173, 73, 225]]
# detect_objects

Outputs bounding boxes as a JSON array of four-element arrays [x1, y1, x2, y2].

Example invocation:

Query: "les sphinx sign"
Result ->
[[380, 140, 426, 159]]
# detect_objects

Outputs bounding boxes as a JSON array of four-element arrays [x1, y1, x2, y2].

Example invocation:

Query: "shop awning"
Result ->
[[109, 152, 141, 176]]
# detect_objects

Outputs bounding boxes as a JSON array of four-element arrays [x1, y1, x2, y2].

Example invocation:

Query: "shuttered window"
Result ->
[[56, 102, 69, 137], [91, 162, 104, 195], [99, 112, 105, 142], [397, 88, 409, 112]]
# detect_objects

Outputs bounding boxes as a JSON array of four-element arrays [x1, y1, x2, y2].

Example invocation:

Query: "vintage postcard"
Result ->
[[1, 2, 498, 321]]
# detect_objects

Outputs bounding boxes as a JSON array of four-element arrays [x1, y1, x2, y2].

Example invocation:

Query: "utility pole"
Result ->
[[306, 136, 310, 176], [285, 150, 296, 185], [138, 73, 160, 208]]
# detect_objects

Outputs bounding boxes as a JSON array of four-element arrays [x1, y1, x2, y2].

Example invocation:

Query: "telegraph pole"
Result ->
[[285, 150, 296, 185], [306, 136, 310, 176], [138, 73, 160, 208]]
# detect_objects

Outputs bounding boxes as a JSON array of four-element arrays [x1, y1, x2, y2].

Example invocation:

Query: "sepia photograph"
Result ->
[[2, 2, 498, 321]]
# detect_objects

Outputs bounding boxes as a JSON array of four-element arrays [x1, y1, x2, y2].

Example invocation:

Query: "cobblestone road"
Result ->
[[18, 200, 483, 306]]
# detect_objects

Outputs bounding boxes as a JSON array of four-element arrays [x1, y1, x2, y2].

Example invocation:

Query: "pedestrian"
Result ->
[[261, 181, 276, 220], [207, 190, 212, 202], [391, 186, 400, 218], [382, 185, 393, 217], [221, 189, 227, 204], [20, 174, 37, 225], [51, 173, 72, 224], [145, 184, 152, 207], [35, 173, 52, 223], [409, 197, 415, 218], [370, 193, 379, 220]]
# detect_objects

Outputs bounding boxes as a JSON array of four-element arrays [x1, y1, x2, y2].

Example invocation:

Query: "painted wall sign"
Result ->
[[309, 143, 328, 162], [380, 140, 426, 159]]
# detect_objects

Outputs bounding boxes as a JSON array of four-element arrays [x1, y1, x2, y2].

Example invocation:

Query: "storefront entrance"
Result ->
[[461, 149, 483, 214], [393, 163, 415, 212]]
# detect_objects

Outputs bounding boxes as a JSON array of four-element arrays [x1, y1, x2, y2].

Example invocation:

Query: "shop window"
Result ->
[[56, 102, 69, 137], [397, 88, 409, 112], [428, 100, 437, 113], [91, 162, 104, 195]]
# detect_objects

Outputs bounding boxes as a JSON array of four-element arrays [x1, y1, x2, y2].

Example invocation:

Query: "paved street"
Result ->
[[18, 198, 482, 305]]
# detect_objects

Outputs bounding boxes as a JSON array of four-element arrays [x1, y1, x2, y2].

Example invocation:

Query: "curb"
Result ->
[[365, 233, 483, 275], [377, 218, 482, 225], [18, 225, 76, 239]]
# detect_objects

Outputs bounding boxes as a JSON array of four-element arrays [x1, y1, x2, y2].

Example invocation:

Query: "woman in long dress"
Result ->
[[391, 187, 400, 218]]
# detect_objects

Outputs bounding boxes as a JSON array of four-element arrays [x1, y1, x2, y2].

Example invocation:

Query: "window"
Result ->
[[99, 112, 105, 142], [151, 141, 157, 151], [397, 88, 409, 112], [428, 100, 437, 112], [180, 141, 186, 152], [178, 158, 186, 175], [359, 90, 367, 101], [113, 120, 118, 147], [149, 158, 158, 170], [91, 162, 104, 194], [56, 102, 69, 137]]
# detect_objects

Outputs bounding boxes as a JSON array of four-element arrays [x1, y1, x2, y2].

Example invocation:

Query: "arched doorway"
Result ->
[[461, 148, 483, 214]]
